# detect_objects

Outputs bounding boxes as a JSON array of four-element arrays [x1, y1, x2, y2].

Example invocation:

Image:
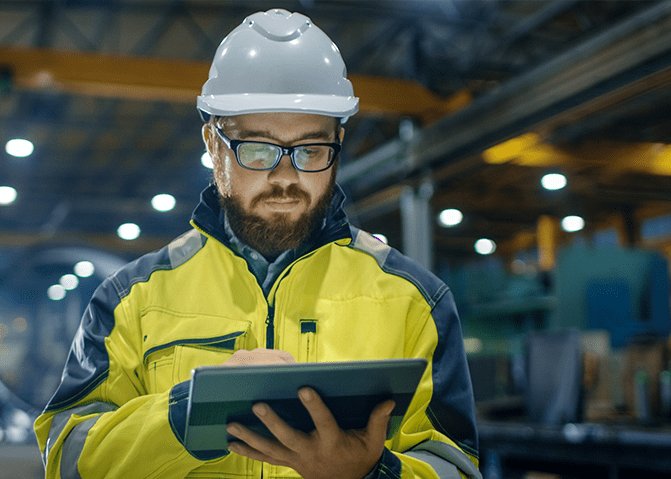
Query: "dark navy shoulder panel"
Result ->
[[44, 229, 206, 413], [44, 275, 120, 412], [348, 226, 449, 308], [428, 288, 479, 455]]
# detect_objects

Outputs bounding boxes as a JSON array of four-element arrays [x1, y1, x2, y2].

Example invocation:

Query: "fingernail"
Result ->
[[253, 403, 267, 416], [299, 388, 313, 401], [227, 424, 240, 435]]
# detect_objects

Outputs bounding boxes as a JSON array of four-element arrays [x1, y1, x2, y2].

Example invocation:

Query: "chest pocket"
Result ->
[[142, 320, 255, 394]]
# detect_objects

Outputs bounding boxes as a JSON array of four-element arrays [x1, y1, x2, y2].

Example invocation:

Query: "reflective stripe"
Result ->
[[351, 229, 391, 271], [408, 440, 482, 479], [61, 416, 99, 479], [351, 226, 449, 308], [44, 409, 73, 466], [168, 229, 205, 269], [44, 402, 118, 478], [405, 450, 461, 478]]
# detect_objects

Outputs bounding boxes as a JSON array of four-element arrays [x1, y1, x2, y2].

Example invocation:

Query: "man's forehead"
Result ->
[[223, 112, 340, 141], [226, 112, 337, 130]]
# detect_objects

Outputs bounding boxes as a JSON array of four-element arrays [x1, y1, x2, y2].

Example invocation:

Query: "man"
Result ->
[[34, 9, 480, 479]]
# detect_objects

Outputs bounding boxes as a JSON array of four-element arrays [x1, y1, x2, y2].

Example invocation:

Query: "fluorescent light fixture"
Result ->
[[541, 173, 567, 191], [201, 151, 213, 169], [74, 260, 95, 278], [562, 215, 585, 232], [475, 238, 496, 255], [5, 138, 34, 158], [151, 193, 176, 212], [47, 284, 66, 301], [59, 274, 79, 291], [117, 223, 141, 241], [438, 208, 463, 227], [0, 186, 17, 205]]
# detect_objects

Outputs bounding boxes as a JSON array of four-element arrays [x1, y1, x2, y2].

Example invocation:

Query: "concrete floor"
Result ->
[[0, 443, 44, 479]]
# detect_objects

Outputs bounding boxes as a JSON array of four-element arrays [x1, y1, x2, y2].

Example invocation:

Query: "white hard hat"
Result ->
[[198, 9, 359, 123]]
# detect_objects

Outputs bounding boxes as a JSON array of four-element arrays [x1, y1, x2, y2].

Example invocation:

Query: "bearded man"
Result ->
[[34, 9, 480, 479]]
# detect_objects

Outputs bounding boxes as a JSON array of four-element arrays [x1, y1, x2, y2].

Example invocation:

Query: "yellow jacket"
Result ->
[[34, 185, 480, 479]]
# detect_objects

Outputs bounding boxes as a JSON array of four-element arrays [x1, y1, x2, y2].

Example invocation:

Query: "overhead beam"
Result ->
[[341, 0, 671, 198], [0, 46, 470, 121]]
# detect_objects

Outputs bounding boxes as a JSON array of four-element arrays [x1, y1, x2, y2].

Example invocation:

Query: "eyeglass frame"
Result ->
[[214, 126, 341, 173]]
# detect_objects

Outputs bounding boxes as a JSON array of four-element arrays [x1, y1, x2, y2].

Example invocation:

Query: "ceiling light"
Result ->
[[541, 173, 567, 191], [562, 215, 585, 232], [5, 138, 34, 158], [438, 208, 463, 227], [0, 186, 17, 205], [151, 193, 176, 212], [74, 260, 95, 278], [117, 223, 141, 241], [47, 284, 66, 301], [474, 238, 496, 255], [372, 234, 388, 244], [59, 274, 79, 291], [201, 151, 213, 169]]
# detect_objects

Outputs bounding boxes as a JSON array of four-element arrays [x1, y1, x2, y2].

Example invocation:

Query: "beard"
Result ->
[[220, 175, 336, 260]]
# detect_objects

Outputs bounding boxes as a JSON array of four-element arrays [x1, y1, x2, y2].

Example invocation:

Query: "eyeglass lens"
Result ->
[[237, 143, 334, 171]]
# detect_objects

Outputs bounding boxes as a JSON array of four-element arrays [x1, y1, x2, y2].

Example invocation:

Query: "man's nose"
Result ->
[[268, 153, 299, 185]]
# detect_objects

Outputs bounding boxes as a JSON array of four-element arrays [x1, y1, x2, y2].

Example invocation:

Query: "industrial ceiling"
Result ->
[[1, 0, 671, 266]]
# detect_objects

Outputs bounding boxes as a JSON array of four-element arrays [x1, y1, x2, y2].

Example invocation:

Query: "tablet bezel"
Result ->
[[184, 358, 428, 451]]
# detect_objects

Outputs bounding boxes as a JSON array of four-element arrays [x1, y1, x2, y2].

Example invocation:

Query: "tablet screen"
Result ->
[[184, 358, 427, 451]]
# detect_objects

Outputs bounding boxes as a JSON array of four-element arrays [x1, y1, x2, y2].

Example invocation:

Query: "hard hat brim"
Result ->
[[197, 94, 359, 122]]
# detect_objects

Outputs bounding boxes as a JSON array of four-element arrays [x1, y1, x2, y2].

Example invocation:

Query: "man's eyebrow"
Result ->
[[238, 129, 335, 142]]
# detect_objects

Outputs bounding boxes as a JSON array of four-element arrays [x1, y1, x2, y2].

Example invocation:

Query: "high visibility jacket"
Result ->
[[34, 185, 480, 479]]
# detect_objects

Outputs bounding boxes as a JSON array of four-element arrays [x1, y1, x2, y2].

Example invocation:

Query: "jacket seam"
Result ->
[[45, 370, 110, 412], [112, 263, 174, 300]]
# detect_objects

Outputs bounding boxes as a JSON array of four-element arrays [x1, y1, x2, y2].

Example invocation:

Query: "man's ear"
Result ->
[[202, 124, 214, 154], [338, 126, 345, 143]]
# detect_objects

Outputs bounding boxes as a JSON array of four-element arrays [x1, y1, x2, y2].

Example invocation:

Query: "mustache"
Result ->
[[251, 185, 310, 207]]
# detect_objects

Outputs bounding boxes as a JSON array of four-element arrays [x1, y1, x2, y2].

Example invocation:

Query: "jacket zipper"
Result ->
[[264, 239, 348, 351], [265, 305, 275, 349]]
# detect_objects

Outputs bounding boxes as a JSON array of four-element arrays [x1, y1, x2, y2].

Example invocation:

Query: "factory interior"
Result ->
[[2, 1, 671, 477]]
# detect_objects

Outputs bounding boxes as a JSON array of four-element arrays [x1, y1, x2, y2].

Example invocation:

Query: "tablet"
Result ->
[[184, 358, 427, 452]]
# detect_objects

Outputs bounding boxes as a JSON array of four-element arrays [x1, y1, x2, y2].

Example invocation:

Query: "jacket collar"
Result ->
[[191, 183, 352, 252]]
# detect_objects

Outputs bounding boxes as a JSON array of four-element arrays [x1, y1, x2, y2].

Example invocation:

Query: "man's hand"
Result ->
[[226, 387, 395, 479], [222, 348, 296, 366]]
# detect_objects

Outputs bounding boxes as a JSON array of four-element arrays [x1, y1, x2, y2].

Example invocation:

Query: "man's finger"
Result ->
[[366, 400, 396, 440], [298, 387, 340, 439], [222, 348, 296, 367], [226, 421, 276, 452], [249, 402, 307, 450]]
